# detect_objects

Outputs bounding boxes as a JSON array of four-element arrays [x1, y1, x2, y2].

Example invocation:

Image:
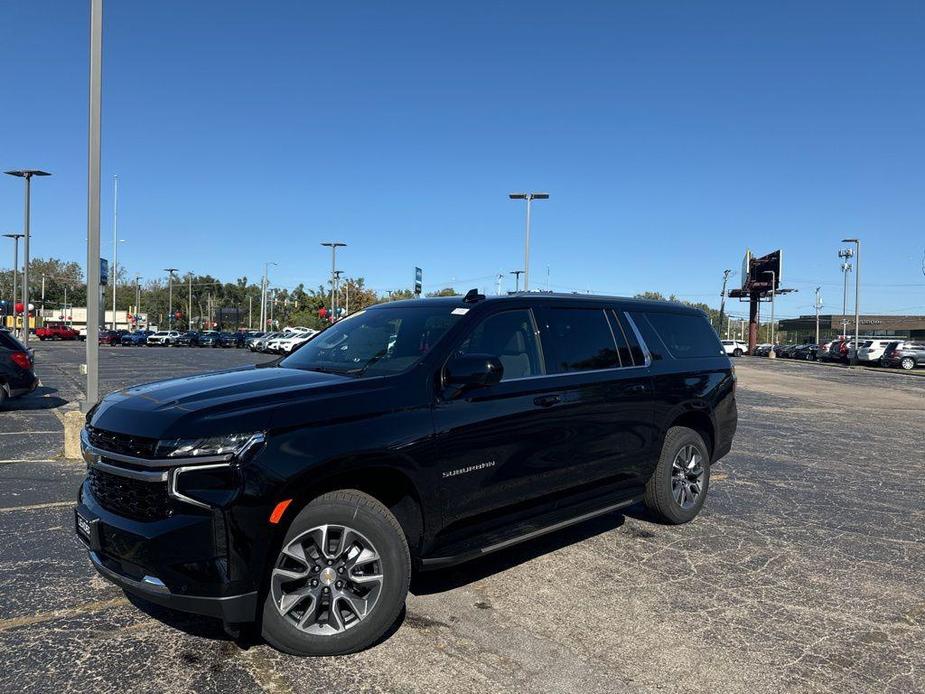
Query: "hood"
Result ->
[[90, 365, 354, 440]]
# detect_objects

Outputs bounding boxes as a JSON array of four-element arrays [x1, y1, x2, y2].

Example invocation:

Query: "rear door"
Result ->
[[533, 305, 657, 491]]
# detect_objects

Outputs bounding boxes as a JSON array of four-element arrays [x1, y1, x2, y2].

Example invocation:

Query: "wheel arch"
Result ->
[[666, 408, 716, 460]]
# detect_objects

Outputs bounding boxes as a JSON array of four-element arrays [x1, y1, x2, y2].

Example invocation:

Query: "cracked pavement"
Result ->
[[0, 344, 922, 692]]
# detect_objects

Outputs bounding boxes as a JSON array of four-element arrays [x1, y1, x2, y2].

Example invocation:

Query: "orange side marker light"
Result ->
[[269, 499, 293, 525]]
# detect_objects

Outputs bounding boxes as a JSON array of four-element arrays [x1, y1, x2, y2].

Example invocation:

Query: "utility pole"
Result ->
[[134, 274, 141, 327], [508, 193, 549, 291], [496, 273, 503, 296], [838, 247, 854, 336], [164, 268, 178, 330], [546, 265, 550, 292], [248, 295, 252, 330], [3, 234, 23, 332], [334, 270, 344, 320], [321, 242, 346, 320], [814, 287, 822, 345], [717, 269, 732, 334], [842, 238, 861, 365], [188, 274, 193, 330], [510, 270, 524, 292]]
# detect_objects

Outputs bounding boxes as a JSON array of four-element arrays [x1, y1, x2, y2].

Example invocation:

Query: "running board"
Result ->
[[421, 496, 639, 570]]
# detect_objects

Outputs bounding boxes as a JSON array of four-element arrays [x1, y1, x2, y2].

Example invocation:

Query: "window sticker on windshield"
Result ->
[[451, 308, 469, 315]]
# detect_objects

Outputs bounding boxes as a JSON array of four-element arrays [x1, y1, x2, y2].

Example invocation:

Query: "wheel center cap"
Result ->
[[320, 567, 337, 586]]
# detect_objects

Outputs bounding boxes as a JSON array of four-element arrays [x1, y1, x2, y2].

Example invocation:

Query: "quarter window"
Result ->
[[454, 310, 543, 381], [641, 312, 724, 359], [539, 308, 621, 373]]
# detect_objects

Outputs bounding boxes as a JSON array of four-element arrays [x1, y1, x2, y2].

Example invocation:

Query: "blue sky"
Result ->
[[1, 1, 924, 319]]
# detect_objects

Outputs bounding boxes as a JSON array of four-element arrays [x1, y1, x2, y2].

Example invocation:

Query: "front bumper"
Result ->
[[74, 430, 273, 623], [84, 539, 256, 622]]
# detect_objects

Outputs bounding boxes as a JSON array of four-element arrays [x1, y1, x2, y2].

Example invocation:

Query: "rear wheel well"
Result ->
[[669, 411, 715, 460]]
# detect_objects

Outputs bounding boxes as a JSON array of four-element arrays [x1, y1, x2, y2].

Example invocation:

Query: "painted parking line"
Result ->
[[0, 500, 74, 513], [0, 597, 128, 633], [0, 431, 59, 436]]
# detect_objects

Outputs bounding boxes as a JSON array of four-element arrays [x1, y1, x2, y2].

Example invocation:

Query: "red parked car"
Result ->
[[35, 322, 79, 341], [98, 330, 123, 345]]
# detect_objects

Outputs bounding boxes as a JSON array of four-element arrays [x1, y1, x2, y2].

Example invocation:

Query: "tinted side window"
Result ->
[[539, 308, 620, 373], [642, 312, 724, 359], [455, 310, 543, 380], [0, 331, 23, 351], [628, 312, 665, 361]]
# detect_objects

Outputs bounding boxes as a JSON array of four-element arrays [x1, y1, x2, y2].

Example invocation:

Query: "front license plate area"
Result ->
[[75, 506, 102, 551]]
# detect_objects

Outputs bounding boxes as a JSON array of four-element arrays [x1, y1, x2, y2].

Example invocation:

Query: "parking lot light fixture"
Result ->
[[841, 238, 861, 365], [5, 169, 52, 347], [508, 193, 548, 291], [2, 234, 24, 330], [321, 242, 346, 320]]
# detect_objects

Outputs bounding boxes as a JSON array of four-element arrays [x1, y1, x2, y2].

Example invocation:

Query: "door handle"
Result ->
[[533, 394, 561, 408]]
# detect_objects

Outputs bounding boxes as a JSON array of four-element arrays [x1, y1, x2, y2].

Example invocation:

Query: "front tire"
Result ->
[[261, 490, 410, 656], [901, 357, 915, 371], [733, 349, 742, 357], [644, 426, 711, 524]]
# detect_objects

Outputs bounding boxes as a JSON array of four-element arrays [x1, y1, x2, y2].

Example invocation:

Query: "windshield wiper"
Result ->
[[347, 348, 389, 377]]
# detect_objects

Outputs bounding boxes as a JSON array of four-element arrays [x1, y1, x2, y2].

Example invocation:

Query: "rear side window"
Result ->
[[637, 312, 724, 359], [0, 331, 24, 351], [538, 308, 620, 373]]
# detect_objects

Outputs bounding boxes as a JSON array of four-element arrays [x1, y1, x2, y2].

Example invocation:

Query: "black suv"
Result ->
[[0, 329, 37, 407], [74, 293, 737, 655]]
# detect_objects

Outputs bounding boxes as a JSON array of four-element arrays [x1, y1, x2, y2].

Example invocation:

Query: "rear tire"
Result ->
[[733, 349, 742, 357], [644, 426, 711, 524], [261, 490, 410, 656]]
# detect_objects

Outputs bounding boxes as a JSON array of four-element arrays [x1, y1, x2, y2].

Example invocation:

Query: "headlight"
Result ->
[[157, 432, 262, 458]]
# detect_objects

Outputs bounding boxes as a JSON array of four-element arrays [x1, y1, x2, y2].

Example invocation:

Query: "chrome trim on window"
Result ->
[[623, 311, 653, 367]]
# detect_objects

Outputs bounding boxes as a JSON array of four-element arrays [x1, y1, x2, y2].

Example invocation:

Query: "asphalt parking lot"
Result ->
[[1, 344, 922, 693]]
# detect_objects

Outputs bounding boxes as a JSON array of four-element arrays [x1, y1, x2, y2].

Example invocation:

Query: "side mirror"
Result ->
[[444, 353, 503, 390]]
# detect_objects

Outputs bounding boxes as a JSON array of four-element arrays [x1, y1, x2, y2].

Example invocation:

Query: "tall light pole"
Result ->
[[842, 238, 861, 365], [188, 273, 194, 330], [164, 268, 178, 329], [2, 234, 23, 332], [321, 242, 346, 320], [135, 274, 142, 328], [83, 0, 103, 409], [508, 193, 549, 291], [510, 270, 524, 292], [814, 286, 823, 345], [260, 261, 276, 330], [717, 269, 732, 334], [110, 175, 122, 330], [5, 169, 52, 348]]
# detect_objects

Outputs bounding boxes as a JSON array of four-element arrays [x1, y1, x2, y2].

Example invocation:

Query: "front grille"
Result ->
[[87, 426, 159, 459], [87, 467, 171, 522]]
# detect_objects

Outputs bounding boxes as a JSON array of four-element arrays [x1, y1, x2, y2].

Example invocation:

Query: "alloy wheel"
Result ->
[[901, 357, 914, 370], [671, 444, 705, 510], [270, 524, 384, 636]]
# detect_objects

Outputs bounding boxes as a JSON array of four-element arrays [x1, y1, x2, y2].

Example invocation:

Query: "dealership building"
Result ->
[[777, 314, 925, 342]]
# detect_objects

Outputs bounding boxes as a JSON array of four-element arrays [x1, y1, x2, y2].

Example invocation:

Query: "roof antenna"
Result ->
[[463, 288, 485, 303]]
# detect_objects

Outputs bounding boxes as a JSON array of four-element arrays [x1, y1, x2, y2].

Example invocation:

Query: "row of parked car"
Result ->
[[95, 327, 320, 354], [752, 337, 924, 370]]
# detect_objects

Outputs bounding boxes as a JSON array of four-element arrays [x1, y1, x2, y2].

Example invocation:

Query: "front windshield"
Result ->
[[281, 305, 462, 377]]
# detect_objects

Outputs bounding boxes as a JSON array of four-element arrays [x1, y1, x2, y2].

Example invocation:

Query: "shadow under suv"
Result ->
[[75, 292, 737, 655]]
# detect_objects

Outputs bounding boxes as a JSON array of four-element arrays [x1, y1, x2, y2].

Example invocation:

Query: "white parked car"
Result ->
[[268, 330, 318, 354], [147, 330, 181, 346], [721, 339, 747, 357], [856, 338, 898, 364]]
